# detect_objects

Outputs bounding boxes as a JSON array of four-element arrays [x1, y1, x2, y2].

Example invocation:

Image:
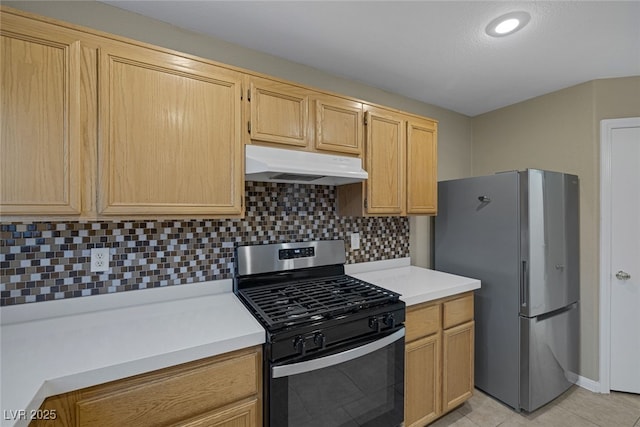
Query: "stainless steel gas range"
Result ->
[[234, 240, 405, 427]]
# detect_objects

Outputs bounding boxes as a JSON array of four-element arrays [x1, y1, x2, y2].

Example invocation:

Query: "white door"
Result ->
[[602, 118, 640, 394]]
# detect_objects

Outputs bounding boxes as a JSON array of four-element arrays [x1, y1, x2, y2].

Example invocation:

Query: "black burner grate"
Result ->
[[238, 275, 401, 330]]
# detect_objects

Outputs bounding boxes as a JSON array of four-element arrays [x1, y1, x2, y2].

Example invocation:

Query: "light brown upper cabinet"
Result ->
[[245, 76, 363, 157], [246, 75, 309, 148], [407, 117, 438, 214], [2, 7, 435, 220], [313, 95, 363, 155], [1, 7, 244, 219], [337, 106, 438, 216], [98, 41, 243, 217], [0, 13, 82, 217], [364, 106, 406, 214]]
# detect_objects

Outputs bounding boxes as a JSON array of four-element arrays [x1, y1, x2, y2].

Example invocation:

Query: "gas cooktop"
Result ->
[[238, 274, 401, 330], [233, 240, 405, 362]]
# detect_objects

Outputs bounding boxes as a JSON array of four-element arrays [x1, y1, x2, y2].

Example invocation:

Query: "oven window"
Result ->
[[270, 329, 405, 427]]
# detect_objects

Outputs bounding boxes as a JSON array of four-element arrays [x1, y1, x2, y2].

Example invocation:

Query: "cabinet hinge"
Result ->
[[364, 111, 368, 126], [247, 121, 251, 133], [247, 89, 251, 102]]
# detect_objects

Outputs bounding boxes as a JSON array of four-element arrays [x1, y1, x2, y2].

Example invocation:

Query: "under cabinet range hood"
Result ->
[[245, 145, 368, 185]]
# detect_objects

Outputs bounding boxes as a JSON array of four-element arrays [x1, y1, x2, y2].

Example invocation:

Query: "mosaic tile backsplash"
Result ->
[[1, 182, 409, 306]]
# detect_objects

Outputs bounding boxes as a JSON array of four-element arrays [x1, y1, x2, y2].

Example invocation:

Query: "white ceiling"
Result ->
[[102, 1, 640, 117]]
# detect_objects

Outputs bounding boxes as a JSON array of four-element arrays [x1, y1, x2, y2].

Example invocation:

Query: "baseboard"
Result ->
[[575, 375, 602, 393]]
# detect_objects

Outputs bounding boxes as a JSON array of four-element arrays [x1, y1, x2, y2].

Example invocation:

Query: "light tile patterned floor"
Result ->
[[430, 387, 640, 427]]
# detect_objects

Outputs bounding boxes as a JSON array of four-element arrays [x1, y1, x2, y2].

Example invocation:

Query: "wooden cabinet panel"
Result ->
[[248, 76, 309, 148], [406, 302, 440, 343], [32, 346, 262, 427], [30, 390, 81, 427], [0, 14, 81, 216], [405, 334, 441, 427], [314, 95, 362, 155], [405, 293, 475, 425], [337, 108, 437, 217], [365, 106, 405, 215], [98, 42, 243, 216], [406, 118, 438, 215], [77, 351, 258, 426], [172, 398, 257, 427], [442, 321, 475, 413], [2, 7, 437, 220], [443, 293, 474, 329]]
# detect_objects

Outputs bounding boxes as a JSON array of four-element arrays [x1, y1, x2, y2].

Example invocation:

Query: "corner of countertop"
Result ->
[[345, 257, 411, 275]]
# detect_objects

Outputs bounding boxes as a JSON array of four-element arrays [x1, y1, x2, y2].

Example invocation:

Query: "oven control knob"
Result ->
[[313, 332, 326, 349], [383, 313, 395, 329], [294, 336, 307, 356], [368, 316, 382, 332]]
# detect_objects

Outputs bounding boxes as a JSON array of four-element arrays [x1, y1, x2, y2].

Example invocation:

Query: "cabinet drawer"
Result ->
[[406, 302, 441, 342], [443, 293, 474, 329], [76, 348, 260, 426]]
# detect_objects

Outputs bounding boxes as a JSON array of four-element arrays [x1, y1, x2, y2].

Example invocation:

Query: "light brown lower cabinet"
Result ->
[[405, 334, 441, 426], [442, 321, 475, 413], [30, 346, 262, 427], [405, 292, 475, 427], [170, 398, 258, 427]]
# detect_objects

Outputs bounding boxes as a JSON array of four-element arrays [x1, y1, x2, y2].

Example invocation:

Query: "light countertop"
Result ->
[[0, 258, 480, 427], [349, 263, 481, 306], [0, 281, 265, 427]]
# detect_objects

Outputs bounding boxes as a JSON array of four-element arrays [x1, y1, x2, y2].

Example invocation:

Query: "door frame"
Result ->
[[598, 117, 640, 393]]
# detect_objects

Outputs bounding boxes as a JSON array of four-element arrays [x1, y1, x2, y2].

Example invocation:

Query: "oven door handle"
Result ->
[[272, 328, 405, 379]]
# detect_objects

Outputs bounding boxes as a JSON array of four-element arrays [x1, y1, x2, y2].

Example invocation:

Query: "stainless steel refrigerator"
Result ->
[[434, 169, 580, 412]]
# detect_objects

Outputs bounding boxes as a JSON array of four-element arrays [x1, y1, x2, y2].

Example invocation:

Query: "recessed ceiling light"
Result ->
[[486, 11, 531, 37]]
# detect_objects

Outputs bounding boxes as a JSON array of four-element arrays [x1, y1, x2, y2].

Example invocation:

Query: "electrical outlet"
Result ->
[[90, 248, 111, 273], [350, 232, 360, 250]]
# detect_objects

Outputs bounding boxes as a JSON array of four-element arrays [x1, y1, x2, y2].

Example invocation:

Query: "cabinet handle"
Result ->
[[247, 121, 251, 133], [521, 260, 528, 308], [364, 111, 369, 126]]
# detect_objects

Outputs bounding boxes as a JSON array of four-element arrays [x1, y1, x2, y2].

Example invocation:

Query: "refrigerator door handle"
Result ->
[[535, 302, 578, 322], [521, 260, 528, 308]]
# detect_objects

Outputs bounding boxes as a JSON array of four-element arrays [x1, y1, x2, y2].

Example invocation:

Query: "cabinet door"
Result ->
[[364, 106, 405, 215], [76, 348, 259, 426], [406, 118, 438, 215], [314, 95, 362, 155], [0, 14, 81, 216], [442, 321, 475, 413], [172, 399, 258, 427], [248, 76, 309, 148], [33, 347, 261, 427], [405, 334, 441, 427], [98, 42, 243, 216]]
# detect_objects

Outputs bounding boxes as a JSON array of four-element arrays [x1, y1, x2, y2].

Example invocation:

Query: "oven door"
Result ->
[[269, 327, 405, 427]]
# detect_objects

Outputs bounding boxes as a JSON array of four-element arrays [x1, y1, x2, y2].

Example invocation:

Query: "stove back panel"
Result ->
[[236, 240, 346, 276]]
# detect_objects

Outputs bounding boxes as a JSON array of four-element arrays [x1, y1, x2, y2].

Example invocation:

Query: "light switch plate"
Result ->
[[350, 232, 360, 250]]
